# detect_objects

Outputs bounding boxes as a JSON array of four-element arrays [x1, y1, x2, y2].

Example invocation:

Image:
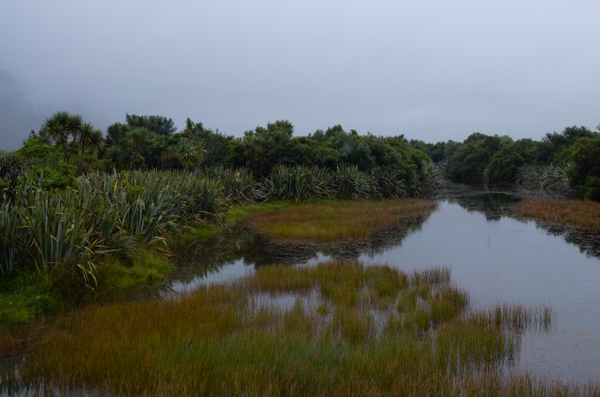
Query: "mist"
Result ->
[[1, 0, 600, 151]]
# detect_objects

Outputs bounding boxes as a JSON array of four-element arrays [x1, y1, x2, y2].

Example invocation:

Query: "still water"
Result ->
[[170, 188, 600, 382]]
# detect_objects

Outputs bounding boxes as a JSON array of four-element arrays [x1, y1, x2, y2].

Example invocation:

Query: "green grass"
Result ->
[[0, 272, 61, 327], [3, 261, 584, 396], [101, 249, 173, 294], [515, 199, 600, 231], [246, 199, 437, 241], [225, 200, 293, 226]]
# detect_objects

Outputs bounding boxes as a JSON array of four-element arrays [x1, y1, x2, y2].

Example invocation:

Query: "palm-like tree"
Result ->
[[43, 111, 84, 163], [177, 138, 205, 170]]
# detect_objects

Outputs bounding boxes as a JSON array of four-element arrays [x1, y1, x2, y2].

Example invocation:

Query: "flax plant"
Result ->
[[263, 165, 330, 202], [19, 188, 98, 274], [206, 166, 261, 203], [516, 163, 573, 195], [330, 164, 375, 200]]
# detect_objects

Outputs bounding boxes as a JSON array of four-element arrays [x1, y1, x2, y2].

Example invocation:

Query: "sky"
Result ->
[[1, 0, 600, 150]]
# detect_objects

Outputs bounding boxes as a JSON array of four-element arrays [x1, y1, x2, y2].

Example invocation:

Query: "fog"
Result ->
[[1, 0, 600, 150]]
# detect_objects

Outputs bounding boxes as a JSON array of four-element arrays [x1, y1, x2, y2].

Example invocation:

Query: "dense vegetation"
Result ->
[[2, 112, 600, 394], [410, 124, 600, 198], [0, 111, 445, 325]]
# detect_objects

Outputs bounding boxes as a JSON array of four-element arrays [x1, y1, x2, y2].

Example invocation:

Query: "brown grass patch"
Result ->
[[0, 327, 19, 355], [515, 199, 600, 231], [246, 199, 437, 241]]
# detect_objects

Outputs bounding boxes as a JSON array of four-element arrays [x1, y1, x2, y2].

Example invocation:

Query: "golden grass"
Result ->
[[246, 199, 437, 241], [2, 261, 585, 396], [515, 199, 600, 231]]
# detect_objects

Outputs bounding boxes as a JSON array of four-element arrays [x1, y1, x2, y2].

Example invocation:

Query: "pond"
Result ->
[[168, 185, 600, 382]]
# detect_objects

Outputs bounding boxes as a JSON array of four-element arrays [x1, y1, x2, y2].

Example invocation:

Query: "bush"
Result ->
[[566, 137, 600, 201]]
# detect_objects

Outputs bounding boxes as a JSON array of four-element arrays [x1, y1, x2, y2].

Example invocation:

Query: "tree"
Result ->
[[125, 114, 177, 136], [105, 122, 130, 147], [43, 111, 85, 163], [176, 138, 205, 169], [119, 127, 156, 170], [566, 137, 600, 201], [76, 123, 104, 175]]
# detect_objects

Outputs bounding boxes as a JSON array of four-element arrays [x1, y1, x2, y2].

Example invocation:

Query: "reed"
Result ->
[[515, 199, 600, 231], [246, 199, 437, 241], [4, 261, 586, 396]]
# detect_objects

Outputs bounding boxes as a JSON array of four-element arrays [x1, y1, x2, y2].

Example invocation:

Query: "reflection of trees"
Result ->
[[169, 214, 432, 285], [448, 192, 518, 221], [170, 183, 600, 288], [262, 214, 431, 262], [171, 225, 277, 285], [529, 222, 600, 259], [441, 182, 600, 259]]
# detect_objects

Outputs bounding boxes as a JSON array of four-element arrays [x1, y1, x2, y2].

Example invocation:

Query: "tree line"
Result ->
[[9, 112, 437, 196], [4, 111, 600, 200], [410, 125, 600, 200]]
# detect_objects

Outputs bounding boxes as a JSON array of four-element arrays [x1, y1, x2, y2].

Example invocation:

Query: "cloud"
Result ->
[[0, 70, 47, 151]]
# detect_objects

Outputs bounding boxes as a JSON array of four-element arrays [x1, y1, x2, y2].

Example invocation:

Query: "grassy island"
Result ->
[[515, 199, 600, 231], [246, 199, 437, 241]]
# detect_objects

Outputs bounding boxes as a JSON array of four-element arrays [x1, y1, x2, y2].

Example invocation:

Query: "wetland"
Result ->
[[3, 185, 600, 395]]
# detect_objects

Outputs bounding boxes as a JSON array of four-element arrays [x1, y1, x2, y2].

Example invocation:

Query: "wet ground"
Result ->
[[3, 184, 600, 392], [168, 185, 600, 382]]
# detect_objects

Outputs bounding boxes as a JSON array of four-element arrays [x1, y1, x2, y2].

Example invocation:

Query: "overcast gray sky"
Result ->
[[1, 0, 599, 150]]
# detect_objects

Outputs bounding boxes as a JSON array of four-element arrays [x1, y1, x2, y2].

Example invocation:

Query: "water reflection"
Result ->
[[169, 185, 600, 381], [169, 213, 432, 291]]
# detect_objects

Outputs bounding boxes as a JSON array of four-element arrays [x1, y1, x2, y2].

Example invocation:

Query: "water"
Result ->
[[169, 187, 600, 382], [4, 186, 600, 391]]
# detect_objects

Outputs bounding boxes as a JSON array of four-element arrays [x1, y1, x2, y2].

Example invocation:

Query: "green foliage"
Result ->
[[17, 137, 54, 160], [449, 133, 502, 184], [566, 137, 600, 200], [205, 166, 260, 203], [486, 141, 531, 183], [23, 163, 78, 190], [176, 138, 205, 169], [125, 114, 177, 136], [242, 120, 299, 176], [263, 165, 330, 202], [0, 151, 28, 202], [329, 164, 374, 200], [0, 272, 60, 326], [536, 125, 598, 164], [516, 163, 572, 195]]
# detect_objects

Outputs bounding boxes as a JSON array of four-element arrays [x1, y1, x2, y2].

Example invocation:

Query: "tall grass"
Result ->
[[3, 261, 584, 396], [246, 199, 437, 241], [0, 164, 443, 294]]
